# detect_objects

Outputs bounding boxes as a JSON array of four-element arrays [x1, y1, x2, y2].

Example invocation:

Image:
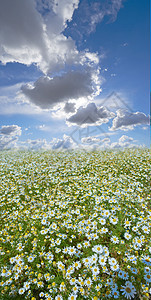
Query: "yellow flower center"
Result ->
[[126, 287, 131, 293]]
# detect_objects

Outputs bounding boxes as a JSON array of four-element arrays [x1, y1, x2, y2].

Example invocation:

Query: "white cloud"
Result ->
[[0, 135, 18, 150], [51, 97, 91, 120], [1, 134, 76, 151], [101, 137, 111, 144], [51, 0, 79, 27], [18, 139, 51, 150], [80, 136, 110, 151], [118, 135, 133, 144], [0, 125, 22, 150], [36, 0, 80, 33], [21, 69, 101, 109], [0, 0, 104, 121], [0, 0, 45, 67], [67, 102, 115, 126], [81, 136, 100, 144], [0, 0, 100, 74], [0, 125, 22, 136], [51, 134, 76, 149], [84, 52, 99, 65], [110, 135, 137, 149], [110, 110, 150, 131], [80, 134, 136, 150], [109, 142, 122, 149]]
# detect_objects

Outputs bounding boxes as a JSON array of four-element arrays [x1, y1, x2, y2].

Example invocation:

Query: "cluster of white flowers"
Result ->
[[0, 149, 150, 299]]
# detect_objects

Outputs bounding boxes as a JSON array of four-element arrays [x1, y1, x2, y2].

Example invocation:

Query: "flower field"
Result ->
[[0, 148, 151, 300]]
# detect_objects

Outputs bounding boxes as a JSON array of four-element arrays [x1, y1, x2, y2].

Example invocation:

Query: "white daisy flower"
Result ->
[[10, 257, 15, 264], [55, 295, 63, 300], [99, 255, 107, 266], [51, 223, 57, 230], [121, 281, 136, 299], [82, 257, 92, 267], [23, 282, 30, 290], [92, 244, 103, 254], [19, 287, 25, 295], [74, 261, 81, 269], [111, 236, 119, 244], [108, 257, 118, 266], [101, 227, 108, 234], [72, 285, 78, 293], [28, 255, 34, 262], [92, 265, 100, 275], [70, 278, 77, 285], [68, 246, 76, 255], [124, 219, 131, 227], [91, 254, 98, 264], [85, 277, 92, 287], [99, 218, 106, 225], [83, 241, 90, 248], [68, 294, 77, 300], [124, 232, 132, 240], [142, 225, 150, 234], [110, 217, 118, 225], [41, 218, 47, 225], [111, 264, 119, 272]]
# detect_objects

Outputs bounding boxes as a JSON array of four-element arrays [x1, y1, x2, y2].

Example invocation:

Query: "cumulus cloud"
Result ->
[[51, 0, 79, 28], [51, 134, 76, 150], [0, 136, 18, 150], [0, 0, 46, 68], [80, 134, 136, 150], [64, 102, 76, 113], [110, 110, 150, 131], [81, 136, 100, 144], [18, 139, 51, 150], [82, 136, 110, 145], [21, 69, 100, 109], [0, 0, 100, 74], [0, 125, 22, 150], [118, 135, 133, 144], [0, 0, 104, 119], [110, 135, 136, 149], [36, 0, 79, 33], [0, 125, 22, 136], [1, 135, 76, 151], [101, 137, 111, 144], [67, 102, 115, 126], [80, 136, 110, 151]]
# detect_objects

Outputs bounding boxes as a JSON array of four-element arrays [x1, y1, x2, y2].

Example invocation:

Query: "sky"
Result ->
[[0, 0, 150, 151]]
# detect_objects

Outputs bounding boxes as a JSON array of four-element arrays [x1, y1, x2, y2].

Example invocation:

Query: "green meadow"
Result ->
[[0, 149, 150, 300]]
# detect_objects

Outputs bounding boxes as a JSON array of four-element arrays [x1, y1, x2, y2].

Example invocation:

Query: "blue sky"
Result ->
[[0, 0, 150, 150]]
